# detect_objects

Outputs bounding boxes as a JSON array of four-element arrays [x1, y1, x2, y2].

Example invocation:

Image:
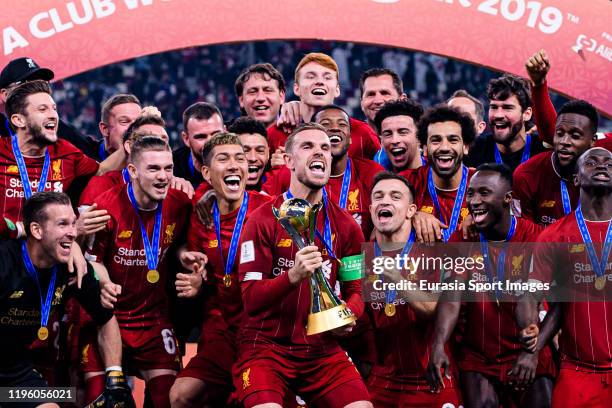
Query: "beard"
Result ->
[[297, 170, 327, 190], [27, 121, 55, 146], [491, 120, 523, 146]]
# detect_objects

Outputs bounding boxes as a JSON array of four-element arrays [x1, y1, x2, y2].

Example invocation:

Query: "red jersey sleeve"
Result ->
[[79, 174, 119, 205], [87, 212, 114, 264], [349, 119, 381, 160], [238, 204, 295, 315], [266, 124, 288, 154], [73, 146, 100, 178], [531, 81, 557, 146], [261, 166, 291, 196]]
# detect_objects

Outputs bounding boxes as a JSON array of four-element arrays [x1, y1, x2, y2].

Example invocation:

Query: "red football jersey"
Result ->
[[366, 242, 455, 390], [187, 191, 272, 329], [267, 117, 381, 160], [533, 212, 612, 370], [87, 185, 191, 328], [400, 165, 475, 234], [79, 169, 126, 205], [237, 194, 365, 357], [449, 217, 544, 364], [513, 151, 579, 226], [0, 138, 99, 221], [262, 158, 384, 238]]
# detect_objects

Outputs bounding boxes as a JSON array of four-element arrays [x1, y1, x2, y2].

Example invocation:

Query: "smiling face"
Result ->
[[576, 148, 612, 193], [181, 114, 224, 161], [239, 73, 285, 126], [425, 121, 467, 179], [34, 203, 77, 264], [360, 74, 401, 123], [129, 149, 174, 203], [488, 95, 531, 145], [370, 178, 416, 235], [238, 133, 268, 187], [380, 115, 419, 171], [18, 92, 59, 145], [294, 62, 340, 108], [203, 143, 247, 204], [286, 129, 332, 190], [467, 170, 511, 231], [315, 108, 351, 159], [554, 113, 596, 171]]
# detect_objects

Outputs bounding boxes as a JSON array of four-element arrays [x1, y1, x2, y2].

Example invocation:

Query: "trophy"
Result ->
[[273, 198, 356, 335]]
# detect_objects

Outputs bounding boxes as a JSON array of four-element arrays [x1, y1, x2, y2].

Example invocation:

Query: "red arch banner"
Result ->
[[1, 0, 610, 113]]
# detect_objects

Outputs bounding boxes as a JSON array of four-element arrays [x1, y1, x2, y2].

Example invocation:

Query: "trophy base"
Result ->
[[306, 304, 357, 336]]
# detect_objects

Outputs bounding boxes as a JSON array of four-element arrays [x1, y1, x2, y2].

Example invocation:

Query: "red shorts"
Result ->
[[178, 314, 236, 399], [233, 346, 370, 408], [367, 373, 462, 408], [552, 368, 612, 408], [458, 346, 556, 381], [81, 322, 181, 374]]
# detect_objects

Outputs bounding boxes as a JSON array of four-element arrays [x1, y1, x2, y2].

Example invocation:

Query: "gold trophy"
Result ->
[[273, 198, 356, 335]]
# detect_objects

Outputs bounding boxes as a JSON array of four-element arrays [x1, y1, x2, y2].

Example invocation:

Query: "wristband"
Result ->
[[338, 254, 364, 281], [105, 366, 122, 373]]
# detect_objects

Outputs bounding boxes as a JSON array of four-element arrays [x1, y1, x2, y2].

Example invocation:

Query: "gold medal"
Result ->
[[38, 326, 49, 341], [223, 274, 232, 288], [147, 269, 159, 284], [595, 276, 606, 290], [384, 303, 396, 317]]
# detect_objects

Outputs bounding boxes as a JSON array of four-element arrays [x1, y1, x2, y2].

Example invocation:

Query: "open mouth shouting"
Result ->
[[329, 133, 343, 145], [311, 87, 327, 97], [592, 170, 611, 183], [556, 148, 575, 164], [308, 159, 326, 178], [376, 207, 394, 223], [247, 165, 262, 183], [471, 207, 489, 224], [223, 174, 242, 192], [58, 239, 73, 258], [433, 153, 457, 171], [492, 120, 510, 133]]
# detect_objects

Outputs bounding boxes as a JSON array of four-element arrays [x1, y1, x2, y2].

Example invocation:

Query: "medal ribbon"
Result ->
[[479, 215, 517, 301], [21, 240, 56, 329], [98, 141, 107, 161], [11, 135, 51, 199], [127, 182, 163, 271], [374, 230, 416, 305], [427, 165, 468, 242], [575, 205, 612, 279], [494, 134, 531, 165], [338, 159, 352, 209], [560, 179, 572, 215], [121, 167, 129, 183], [285, 189, 338, 261], [212, 192, 249, 283]]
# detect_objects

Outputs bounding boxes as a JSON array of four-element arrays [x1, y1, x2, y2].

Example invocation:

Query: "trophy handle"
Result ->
[[279, 218, 307, 249]]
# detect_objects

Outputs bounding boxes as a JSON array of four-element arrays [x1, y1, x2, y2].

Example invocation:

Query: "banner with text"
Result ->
[[1, 0, 610, 113]]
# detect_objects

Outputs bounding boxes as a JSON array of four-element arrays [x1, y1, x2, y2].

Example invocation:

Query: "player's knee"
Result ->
[[169, 378, 202, 408]]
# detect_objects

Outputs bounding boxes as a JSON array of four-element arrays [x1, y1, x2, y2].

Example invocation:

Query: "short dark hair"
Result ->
[[182, 102, 223, 131], [475, 163, 513, 188], [417, 104, 476, 146], [448, 89, 485, 123], [228, 116, 268, 138], [487, 75, 531, 110], [313, 104, 351, 124], [234, 63, 286, 97], [373, 99, 424, 134], [129, 135, 170, 164], [371, 171, 415, 202], [201, 132, 243, 167], [100, 94, 141, 123], [359, 68, 403, 97], [123, 113, 166, 143], [5, 80, 52, 123], [558, 99, 599, 134], [23, 192, 72, 237], [285, 122, 328, 154]]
